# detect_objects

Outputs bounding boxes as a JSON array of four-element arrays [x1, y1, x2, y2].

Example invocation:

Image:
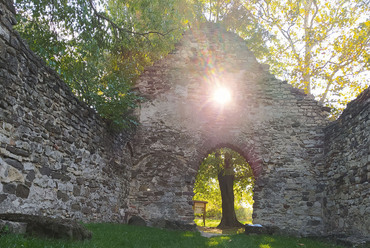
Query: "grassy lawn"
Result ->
[[0, 223, 345, 248], [194, 218, 252, 227], [195, 218, 221, 227]]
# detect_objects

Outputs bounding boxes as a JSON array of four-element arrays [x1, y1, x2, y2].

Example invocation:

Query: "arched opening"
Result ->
[[192, 147, 255, 232]]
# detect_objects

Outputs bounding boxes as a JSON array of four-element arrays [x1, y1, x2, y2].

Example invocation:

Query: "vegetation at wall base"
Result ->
[[0, 223, 346, 248]]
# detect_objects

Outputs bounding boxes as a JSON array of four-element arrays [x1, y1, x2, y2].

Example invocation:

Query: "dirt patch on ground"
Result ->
[[197, 226, 244, 237]]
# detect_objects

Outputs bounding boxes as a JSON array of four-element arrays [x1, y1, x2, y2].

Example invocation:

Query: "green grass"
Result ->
[[194, 218, 252, 227], [195, 218, 221, 227], [0, 223, 345, 248]]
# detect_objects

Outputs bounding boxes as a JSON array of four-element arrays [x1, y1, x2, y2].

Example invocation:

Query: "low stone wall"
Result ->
[[324, 88, 370, 238], [0, 0, 132, 222]]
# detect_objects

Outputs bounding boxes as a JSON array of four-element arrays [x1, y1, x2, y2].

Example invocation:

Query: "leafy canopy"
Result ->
[[15, 0, 369, 125], [15, 0, 188, 130], [247, 0, 370, 117]]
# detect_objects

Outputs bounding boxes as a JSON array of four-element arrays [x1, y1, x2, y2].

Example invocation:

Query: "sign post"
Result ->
[[193, 200, 208, 226]]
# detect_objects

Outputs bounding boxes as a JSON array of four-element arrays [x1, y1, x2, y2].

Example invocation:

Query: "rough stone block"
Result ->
[[56, 190, 69, 202], [0, 194, 7, 203], [2, 182, 16, 194], [5, 145, 30, 157], [0, 24, 9, 41], [4, 157, 23, 170], [128, 216, 146, 226], [245, 224, 280, 235], [0, 213, 92, 240], [15, 184, 29, 199], [0, 219, 27, 234]]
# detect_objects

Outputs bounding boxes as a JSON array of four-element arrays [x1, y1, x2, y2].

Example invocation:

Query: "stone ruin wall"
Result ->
[[0, 0, 132, 222], [0, 0, 369, 239], [324, 88, 370, 237], [129, 23, 331, 236]]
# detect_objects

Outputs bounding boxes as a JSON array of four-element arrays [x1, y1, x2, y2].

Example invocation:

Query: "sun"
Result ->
[[213, 86, 232, 105]]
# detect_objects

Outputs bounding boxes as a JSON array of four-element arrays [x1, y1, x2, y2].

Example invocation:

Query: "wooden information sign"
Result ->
[[192, 200, 208, 226]]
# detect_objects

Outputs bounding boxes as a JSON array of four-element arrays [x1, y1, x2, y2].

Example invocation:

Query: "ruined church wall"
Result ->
[[129, 23, 330, 236], [0, 0, 132, 222], [324, 88, 370, 237], [2, 0, 369, 238]]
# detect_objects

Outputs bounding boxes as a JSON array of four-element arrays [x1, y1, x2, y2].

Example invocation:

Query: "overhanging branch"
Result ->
[[87, 0, 174, 38]]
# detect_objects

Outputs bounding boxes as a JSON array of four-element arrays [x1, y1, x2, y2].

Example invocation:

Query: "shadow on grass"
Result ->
[[0, 223, 345, 248]]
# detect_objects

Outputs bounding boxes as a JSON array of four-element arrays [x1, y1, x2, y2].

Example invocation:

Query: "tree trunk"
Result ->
[[217, 153, 243, 229], [217, 172, 243, 229], [216, 151, 243, 229]]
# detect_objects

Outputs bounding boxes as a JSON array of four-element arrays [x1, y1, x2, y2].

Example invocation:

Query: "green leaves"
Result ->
[[15, 0, 367, 125], [15, 0, 188, 130], [246, 0, 370, 117], [188, 0, 369, 118]]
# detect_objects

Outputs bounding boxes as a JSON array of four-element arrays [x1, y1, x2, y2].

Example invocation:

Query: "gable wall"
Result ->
[[129, 24, 331, 235]]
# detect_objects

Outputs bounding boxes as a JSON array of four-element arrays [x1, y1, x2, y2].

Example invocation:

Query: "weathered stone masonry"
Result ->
[[128, 23, 369, 238], [0, 0, 369, 240], [129, 24, 330, 236], [324, 88, 370, 237], [0, 0, 132, 222]]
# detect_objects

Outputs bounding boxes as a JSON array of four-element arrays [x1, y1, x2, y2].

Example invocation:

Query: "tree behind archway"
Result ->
[[193, 148, 254, 229]]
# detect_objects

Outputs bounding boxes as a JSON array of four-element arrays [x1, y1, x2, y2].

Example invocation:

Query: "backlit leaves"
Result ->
[[245, 0, 370, 117]]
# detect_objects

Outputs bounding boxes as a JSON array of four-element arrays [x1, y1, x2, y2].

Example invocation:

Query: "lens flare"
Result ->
[[213, 87, 231, 105]]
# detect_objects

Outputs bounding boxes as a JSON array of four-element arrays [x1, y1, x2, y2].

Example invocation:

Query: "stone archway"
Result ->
[[128, 139, 261, 229], [128, 23, 329, 236], [192, 145, 256, 228], [196, 143, 261, 179]]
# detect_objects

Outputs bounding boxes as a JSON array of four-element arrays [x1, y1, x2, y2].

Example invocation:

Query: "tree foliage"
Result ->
[[193, 148, 254, 221], [247, 0, 370, 116], [15, 0, 188, 130], [15, 0, 369, 125], [188, 0, 272, 58], [186, 0, 370, 117]]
